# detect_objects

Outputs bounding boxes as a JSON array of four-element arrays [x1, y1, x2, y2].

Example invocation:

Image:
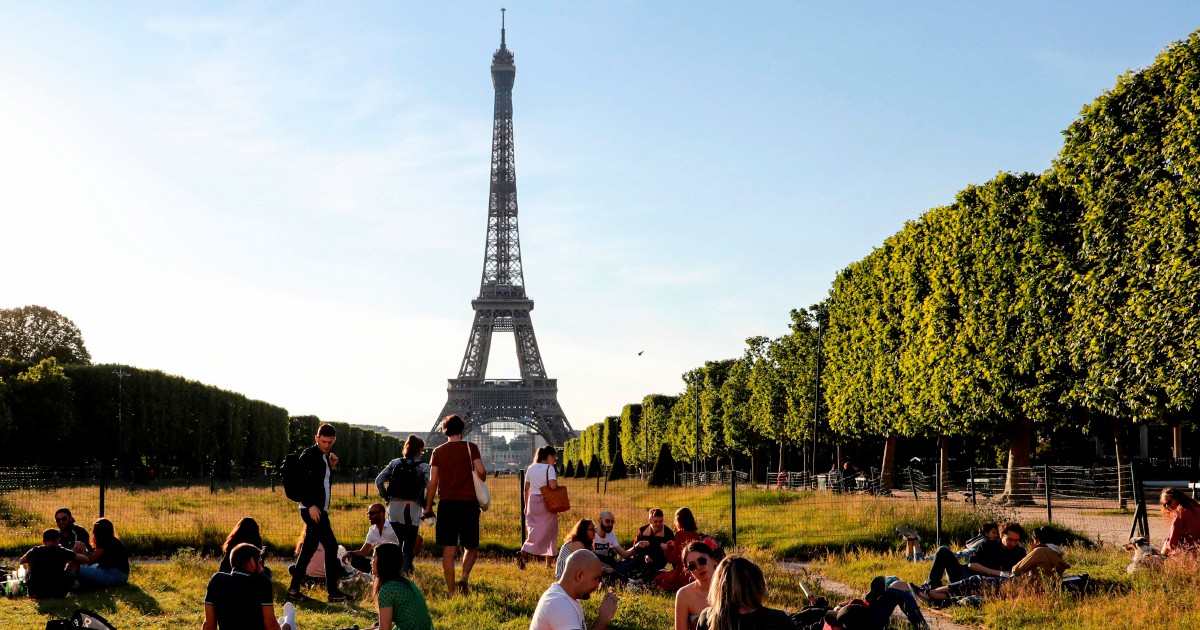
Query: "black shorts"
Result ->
[[435, 499, 481, 548]]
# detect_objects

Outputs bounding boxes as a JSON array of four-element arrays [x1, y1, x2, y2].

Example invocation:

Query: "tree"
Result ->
[[585, 454, 602, 478], [648, 442, 677, 487], [11, 357, 75, 464], [608, 449, 628, 481], [0, 306, 91, 364]]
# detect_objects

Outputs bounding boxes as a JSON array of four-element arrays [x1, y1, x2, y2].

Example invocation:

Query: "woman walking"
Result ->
[[519, 446, 560, 569]]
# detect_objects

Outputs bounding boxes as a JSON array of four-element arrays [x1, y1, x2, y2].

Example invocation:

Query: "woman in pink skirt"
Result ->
[[519, 445, 560, 569]]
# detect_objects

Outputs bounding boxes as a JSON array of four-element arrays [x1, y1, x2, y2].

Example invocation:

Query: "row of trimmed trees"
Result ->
[[565, 30, 1200, 501], [0, 358, 404, 476]]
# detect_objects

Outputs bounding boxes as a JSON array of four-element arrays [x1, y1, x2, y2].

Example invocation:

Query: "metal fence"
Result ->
[[0, 462, 1165, 560]]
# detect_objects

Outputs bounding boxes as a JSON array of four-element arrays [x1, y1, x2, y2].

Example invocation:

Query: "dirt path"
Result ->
[[778, 561, 976, 630]]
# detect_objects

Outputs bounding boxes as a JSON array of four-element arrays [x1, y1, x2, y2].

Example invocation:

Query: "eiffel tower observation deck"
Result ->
[[429, 13, 574, 448]]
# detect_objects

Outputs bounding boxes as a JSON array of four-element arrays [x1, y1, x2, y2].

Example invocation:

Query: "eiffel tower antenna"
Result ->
[[431, 17, 574, 448]]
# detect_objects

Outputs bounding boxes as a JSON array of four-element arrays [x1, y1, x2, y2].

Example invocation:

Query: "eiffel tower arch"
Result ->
[[430, 15, 573, 449]]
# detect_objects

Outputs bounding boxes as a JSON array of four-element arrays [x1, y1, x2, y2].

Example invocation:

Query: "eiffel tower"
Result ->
[[429, 13, 573, 448]]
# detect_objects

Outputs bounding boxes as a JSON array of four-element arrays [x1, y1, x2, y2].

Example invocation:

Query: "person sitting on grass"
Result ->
[[555, 519, 613, 581], [918, 522, 1025, 589], [54, 507, 92, 554], [695, 555, 792, 630], [915, 526, 1068, 604], [219, 517, 271, 577], [364, 543, 432, 630], [655, 507, 703, 591], [203, 542, 297, 630], [344, 503, 400, 574], [289, 529, 350, 588], [77, 518, 129, 588], [531, 549, 620, 630], [19, 529, 91, 599], [673, 540, 722, 630], [631, 508, 675, 581], [1160, 487, 1200, 556]]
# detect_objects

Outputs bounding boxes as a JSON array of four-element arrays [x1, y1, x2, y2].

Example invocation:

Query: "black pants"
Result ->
[[927, 546, 966, 586], [392, 510, 419, 572], [291, 507, 340, 592]]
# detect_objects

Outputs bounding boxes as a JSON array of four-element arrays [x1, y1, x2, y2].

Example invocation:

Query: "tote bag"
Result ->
[[467, 442, 491, 511], [540, 465, 571, 514]]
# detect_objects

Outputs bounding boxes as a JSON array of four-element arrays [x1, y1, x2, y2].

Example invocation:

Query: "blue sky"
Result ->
[[1, 2, 1196, 435]]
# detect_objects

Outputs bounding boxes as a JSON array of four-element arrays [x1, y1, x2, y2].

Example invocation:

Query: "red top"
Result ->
[[429, 441, 483, 502], [1164, 504, 1200, 555]]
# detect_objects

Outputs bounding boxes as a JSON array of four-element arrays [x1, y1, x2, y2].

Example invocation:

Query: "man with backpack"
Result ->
[[283, 423, 349, 603], [375, 434, 430, 575]]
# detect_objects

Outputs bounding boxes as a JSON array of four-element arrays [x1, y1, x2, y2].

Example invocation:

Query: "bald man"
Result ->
[[530, 549, 619, 630]]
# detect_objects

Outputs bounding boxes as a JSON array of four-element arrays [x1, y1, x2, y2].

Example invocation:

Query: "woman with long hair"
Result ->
[[696, 556, 791, 630], [519, 445, 560, 569], [375, 434, 430, 574], [656, 507, 702, 591], [1160, 487, 1200, 556], [78, 518, 130, 588], [367, 543, 432, 630], [219, 517, 269, 576], [554, 519, 603, 581], [674, 540, 722, 630]]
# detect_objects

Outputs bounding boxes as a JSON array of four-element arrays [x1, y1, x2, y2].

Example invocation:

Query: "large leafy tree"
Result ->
[[0, 306, 92, 364]]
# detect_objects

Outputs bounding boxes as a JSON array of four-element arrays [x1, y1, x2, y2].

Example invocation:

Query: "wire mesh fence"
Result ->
[[0, 462, 1166, 560]]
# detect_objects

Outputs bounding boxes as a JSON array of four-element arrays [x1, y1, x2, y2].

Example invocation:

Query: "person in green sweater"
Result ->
[[366, 544, 432, 630]]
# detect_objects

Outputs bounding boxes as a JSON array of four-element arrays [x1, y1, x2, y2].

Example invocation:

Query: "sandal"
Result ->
[[456, 579, 469, 596]]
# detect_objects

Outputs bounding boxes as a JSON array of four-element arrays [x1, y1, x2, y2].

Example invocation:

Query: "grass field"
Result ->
[[0, 549, 814, 630], [0, 476, 1046, 557]]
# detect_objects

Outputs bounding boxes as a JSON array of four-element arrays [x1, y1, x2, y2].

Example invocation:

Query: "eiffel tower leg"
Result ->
[[459, 310, 495, 379], [512, 314, 547, 380]]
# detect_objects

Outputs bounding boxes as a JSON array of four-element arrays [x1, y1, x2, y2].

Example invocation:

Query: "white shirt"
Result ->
[[525, 463, 558, 496], [592, 530, 620, 561], [529, 583, 585, 630], [365, 521, 400, 548], [322, 454, 331, 511]]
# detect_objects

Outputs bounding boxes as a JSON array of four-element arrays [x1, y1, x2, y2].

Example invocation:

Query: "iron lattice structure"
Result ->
[[430, 21, 573, 448]]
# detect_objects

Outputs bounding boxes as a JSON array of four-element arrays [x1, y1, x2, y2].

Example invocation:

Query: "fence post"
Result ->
[[352, 470, 357, 499], [730, 463, 738, 547], [519, 470, 527, 547], [596, 473, 600, 494], [1044, 464, 1053, 523], [935, 463, 942, 547], [909, 467, 918, 502], [968, 466, 976, 509], [98, 465, 107, 518]]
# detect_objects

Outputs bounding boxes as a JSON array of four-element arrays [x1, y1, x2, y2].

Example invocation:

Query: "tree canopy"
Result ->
[[0, 305, 91, 365]]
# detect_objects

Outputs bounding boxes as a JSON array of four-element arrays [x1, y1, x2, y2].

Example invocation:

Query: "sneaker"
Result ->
[[455, 580, 469, 596], [327, 590, 350, 603], [955, 595, 983, 608], [895, 525, 920, 541], [910, 584, 930, 604], [286, 589, 309, 602]]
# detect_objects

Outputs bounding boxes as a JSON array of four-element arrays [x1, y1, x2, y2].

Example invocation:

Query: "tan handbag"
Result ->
[[467, 441, 490, 511], [540, 465, 571, 514]]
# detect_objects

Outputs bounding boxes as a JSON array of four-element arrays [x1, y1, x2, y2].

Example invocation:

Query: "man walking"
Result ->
[[287, 423, 348, 603], [422, 414, 486, 596]]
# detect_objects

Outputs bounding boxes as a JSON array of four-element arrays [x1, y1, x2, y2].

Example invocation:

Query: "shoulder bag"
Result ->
[[540, 464, 571, 513], [466, 441, 491, 511]]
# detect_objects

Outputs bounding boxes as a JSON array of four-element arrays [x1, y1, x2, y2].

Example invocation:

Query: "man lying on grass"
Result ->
[[914, 526, 1068, 604]]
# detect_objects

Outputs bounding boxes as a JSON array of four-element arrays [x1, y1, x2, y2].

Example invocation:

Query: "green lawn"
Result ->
[[0, 549, 815, 630]]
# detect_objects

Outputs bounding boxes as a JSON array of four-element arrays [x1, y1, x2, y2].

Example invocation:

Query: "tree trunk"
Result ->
[[881, 434, 897, 491], [999, 417, 1035, 505], [939, 435, 950, 499], [1173, 424, 1184, 460], [1113, 416, 1127, 510], [779, 438, 786, 474]]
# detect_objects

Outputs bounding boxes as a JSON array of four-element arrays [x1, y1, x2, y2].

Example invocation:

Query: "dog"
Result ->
[[1124, 536, 1165, 574]]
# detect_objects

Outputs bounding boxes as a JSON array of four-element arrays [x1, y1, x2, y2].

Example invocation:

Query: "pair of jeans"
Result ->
[[291, 507, 340, 592], [874, 577, 928, 629], [392, 510, 420, 573], [926, 546, 967, 586], [947, 575, 1006, 599], [78, 565, 127, 587]]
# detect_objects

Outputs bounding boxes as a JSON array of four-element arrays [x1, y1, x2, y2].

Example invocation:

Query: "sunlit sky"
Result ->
[[1, 2, 1196, 435]]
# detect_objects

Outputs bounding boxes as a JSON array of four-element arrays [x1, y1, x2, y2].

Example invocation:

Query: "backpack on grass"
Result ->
[[386, 457, 423, 501], [45, 608, 117, 629], [281, 450, 305, 503]]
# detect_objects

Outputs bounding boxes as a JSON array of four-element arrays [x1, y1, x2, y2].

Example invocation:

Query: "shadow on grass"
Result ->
[[33, 581, 162, 618]]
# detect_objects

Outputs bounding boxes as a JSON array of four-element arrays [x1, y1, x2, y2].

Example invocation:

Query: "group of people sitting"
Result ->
[[16, 508, 129, 599]]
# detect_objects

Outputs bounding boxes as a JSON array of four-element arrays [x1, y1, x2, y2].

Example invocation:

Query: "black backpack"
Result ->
[[281, 450, 305, 502], [386, 457, 423, 501], [45, 609, 117, 629]]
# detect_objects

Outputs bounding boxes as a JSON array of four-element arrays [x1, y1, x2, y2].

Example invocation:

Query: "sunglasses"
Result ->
[[55, 517, 71, 523], [686, 557, 709, 572]]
